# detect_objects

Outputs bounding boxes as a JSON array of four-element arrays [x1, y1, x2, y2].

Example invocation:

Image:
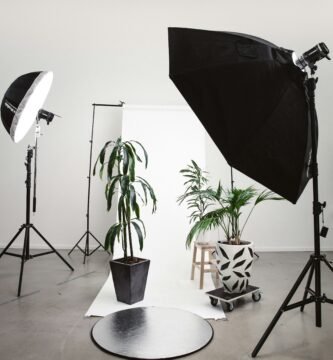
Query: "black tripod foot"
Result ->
[[32, 225, 74, 271], [68, 230, 109, 264], [252, 257, 313, 358]]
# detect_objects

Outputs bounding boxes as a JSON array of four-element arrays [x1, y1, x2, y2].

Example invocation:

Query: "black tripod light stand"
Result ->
[[68, 102, 124, 263], [252, 58, 332, 357], [0, 142, 74, 297], [0, 71, 75, 297], [168, 28, 332, 358]]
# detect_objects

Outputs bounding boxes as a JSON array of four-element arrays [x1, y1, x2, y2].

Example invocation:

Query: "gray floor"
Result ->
[[0, 250, 333, 360]]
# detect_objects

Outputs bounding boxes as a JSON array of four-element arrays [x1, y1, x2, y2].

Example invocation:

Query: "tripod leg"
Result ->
[[68, 231, 87, 256], [314, 259, 322, 327], [323, 257, 333, 272], [18, 229, 29, 297], [300, 262, 315, 312], [32, 226, 74, 271], [0, 226, 25, 258], [252, 257, 313, 358], [89, 231, 110, 254]]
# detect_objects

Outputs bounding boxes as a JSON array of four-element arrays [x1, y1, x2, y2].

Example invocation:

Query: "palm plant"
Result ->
[[177, 160, 215, 222], [186, 185, 282, 248], [93, 137, 157, 262], [177, 160, 218, 244]]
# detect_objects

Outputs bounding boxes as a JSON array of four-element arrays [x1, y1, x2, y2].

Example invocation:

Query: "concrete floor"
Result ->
[[0, 250, 333, 360]]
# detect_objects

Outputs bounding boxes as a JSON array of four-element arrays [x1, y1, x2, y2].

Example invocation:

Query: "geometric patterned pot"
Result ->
[[215, 241, 254, 294]]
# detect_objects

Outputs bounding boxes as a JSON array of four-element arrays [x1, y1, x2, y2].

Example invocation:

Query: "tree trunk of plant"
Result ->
[[235, 235, 241, 245], [122, 209, 128, 260], [126, 203, 134, 261], [127, 221, 134, 261]]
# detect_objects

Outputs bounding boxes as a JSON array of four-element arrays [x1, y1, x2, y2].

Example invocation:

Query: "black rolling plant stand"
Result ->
[[0, 147, 74, 297], [252, 76, 333, 357], [207, 285, 261, 312], [68, 102, 123, 263]]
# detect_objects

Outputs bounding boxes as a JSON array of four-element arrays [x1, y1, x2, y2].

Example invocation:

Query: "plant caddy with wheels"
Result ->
[[185, 184, 281, 311]]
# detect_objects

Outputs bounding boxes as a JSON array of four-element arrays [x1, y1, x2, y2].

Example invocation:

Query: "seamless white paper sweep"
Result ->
[[85, 266, 226, 320]]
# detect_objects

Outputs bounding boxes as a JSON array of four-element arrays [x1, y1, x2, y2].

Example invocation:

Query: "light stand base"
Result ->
[[252, 254, 333, 357], [68, 231, 110, 264], [0, 223, 74, 297]]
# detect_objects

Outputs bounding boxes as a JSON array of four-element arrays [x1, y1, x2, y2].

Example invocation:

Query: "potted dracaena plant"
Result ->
[[94, 137, 157, 305], [186, 185, 282, 293], [177, 160, 216, 244]]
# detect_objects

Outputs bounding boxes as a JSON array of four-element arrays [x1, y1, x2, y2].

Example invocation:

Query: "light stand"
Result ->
[[252, 72, 333, 357], [32, 109, 56, 213], [68, 102, 124, 263], [0, 131, 74, 297], [0, 71, 74, 296], [230, 167, 259, 259], [168, 28, 332, 358]]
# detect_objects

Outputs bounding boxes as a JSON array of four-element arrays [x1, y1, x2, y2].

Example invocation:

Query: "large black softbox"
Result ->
[[168, 27, 312, 204]]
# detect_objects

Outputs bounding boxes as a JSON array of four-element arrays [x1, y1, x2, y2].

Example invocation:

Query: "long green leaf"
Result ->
[[93, 141, 112, 176], [132, 218, 146, 238], [125, 141, 142, 163], [131, 140, 148, 168], [137, 180, 148, 203], [137, 176, 157, 212], [122, 146, 129, 175], [120, 175, 129, 195], [105, 224, 120, 253], [124, 143, 136, 180], [131, 221, 144, 251], [107, 145, 119, 180], [106, 175, 121, 211]]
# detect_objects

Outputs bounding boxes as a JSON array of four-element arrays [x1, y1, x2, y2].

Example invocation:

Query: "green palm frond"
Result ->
[[186, 208, 228, 248], [255, 189, 284, 205]]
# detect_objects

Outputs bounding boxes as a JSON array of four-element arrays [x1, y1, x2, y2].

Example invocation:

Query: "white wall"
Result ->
[[0, 0, 332, 251]]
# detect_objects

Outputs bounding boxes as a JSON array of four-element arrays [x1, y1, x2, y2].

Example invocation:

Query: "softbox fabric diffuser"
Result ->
[[168, 28, 312, 203], [1, 71, 53, 143]]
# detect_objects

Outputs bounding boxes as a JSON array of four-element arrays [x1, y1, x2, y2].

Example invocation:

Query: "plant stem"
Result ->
[[122, 209, 128, 260], [240, 205, 255, 239], [127, 215, 134, 261]]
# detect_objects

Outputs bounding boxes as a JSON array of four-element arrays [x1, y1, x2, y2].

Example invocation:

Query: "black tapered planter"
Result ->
[[110, 258, 150, 305]]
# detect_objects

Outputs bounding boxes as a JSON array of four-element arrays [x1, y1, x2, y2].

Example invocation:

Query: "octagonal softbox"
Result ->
[[169, 28, 312, 204]]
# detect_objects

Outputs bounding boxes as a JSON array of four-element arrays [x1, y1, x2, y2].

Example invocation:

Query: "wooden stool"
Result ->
[[191, 242, 219, 289]]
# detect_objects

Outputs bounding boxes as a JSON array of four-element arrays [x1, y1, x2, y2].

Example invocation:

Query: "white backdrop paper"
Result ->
[[115, 105, 207, 271], [85, 105, 226, 319]]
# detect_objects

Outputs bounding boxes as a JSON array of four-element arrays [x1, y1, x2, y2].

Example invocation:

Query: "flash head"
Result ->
[[294, 42, 330, 71]]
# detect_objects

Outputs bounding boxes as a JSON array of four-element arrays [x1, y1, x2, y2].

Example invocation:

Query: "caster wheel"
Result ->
[[226, 302, 234, 312], [210, 297, 218, 307], [252, 292, 261, 302]]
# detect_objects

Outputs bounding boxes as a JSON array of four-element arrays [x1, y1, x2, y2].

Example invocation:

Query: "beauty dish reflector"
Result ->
[[1, 71, 53, 143]]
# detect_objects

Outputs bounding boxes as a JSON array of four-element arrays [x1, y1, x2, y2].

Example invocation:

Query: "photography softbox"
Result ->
[[168, 27, 312, 203]]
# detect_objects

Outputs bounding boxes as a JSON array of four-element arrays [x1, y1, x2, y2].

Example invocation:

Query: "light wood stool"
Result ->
[[191, 242, 219, 289]]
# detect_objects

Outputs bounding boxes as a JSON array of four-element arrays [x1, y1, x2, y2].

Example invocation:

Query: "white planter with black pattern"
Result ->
[[215, 241, 254, 293]]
